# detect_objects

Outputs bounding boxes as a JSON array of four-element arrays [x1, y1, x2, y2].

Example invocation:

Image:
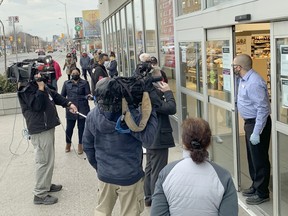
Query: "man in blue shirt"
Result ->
[[233, 54, 271, 205]]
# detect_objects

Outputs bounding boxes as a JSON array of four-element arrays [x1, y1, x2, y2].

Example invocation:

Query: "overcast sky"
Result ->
[[0, 0, 99, 40]]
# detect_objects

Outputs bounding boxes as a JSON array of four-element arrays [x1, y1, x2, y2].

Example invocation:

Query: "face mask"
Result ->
[[71, 74, 80, 81]]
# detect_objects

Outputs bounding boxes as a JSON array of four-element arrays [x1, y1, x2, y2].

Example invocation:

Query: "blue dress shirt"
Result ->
[[237, 69, 270, 135]]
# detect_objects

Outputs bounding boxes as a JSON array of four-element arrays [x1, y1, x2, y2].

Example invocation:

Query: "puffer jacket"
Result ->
[[18, 81, 70, 135], [82, 105, 158, 186], [142, 90, 176, 149], [61, 79, 91, 120], [151, 158, 238, 216]]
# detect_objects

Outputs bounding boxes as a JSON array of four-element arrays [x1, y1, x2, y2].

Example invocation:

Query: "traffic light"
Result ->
[[61, 33, 64, 39], [9, 36, 13, 41]]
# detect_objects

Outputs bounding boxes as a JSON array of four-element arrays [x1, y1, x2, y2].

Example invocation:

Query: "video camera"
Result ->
[[95, 61, 162, 108], [6, 56, 55, 84]]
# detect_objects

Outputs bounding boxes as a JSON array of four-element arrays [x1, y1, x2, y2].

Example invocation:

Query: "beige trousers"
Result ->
[[95, 178, 144, 216], [31, 128, 55, 197]]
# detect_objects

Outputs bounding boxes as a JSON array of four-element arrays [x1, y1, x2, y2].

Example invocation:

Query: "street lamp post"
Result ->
[[56, 0, 70, 49]]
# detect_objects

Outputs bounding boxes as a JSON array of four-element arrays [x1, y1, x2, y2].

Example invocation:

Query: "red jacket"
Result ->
[[53, 60, 62, 80]]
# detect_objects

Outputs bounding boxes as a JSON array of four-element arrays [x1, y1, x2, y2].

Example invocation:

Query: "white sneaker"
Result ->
[[216, 136, 223, 143]]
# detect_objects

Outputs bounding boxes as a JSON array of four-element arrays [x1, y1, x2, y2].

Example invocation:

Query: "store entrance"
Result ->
[[235, 23, 273, 215]]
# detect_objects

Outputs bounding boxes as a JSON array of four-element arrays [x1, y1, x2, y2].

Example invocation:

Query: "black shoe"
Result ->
[[34, 195, 58, 205], [48, 184, 62, 192], [246, 194, 270, 205], [145, 199, 152, 207], [242, 187, 256, 197]]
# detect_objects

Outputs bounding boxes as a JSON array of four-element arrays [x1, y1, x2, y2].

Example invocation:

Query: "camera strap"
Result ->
[[121, 92, 152, 132]]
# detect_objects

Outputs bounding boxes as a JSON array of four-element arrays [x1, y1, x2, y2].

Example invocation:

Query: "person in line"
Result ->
[[46, 55, 62, 92], [233, 54, 271, 205], [82, 77, 158, 216], [151, 117, 238, 216], [61, 67, 92, 154], [140, 54, 176, 208], [17, 72, 77, 205], [107, 51, 118, 78], [71, 48, 78, 63], [80, 51, 91, 80], [63, 53, 76, 80], [91, 53, 109, 95], [150, 56, 168, 83]]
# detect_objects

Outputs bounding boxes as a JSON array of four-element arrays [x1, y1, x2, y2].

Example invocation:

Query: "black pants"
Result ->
[[244, 116, 271, 198], [144, 148, 168, 202], [66, 118, 86, 144]]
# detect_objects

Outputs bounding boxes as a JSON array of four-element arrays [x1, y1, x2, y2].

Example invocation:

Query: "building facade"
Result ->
[[99, 1, 288, 215]]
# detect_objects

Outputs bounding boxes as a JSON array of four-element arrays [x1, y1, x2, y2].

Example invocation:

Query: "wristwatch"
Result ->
[[67, 102, 72, 107]]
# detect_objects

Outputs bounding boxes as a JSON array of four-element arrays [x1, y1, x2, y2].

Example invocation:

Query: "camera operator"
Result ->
[[138, 53, 176, 207], [17, 73, 77, 205], [82, 77, 158, 215]]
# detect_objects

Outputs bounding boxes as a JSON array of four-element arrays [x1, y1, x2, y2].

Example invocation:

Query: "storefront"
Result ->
[[99, 1, 288, 215]]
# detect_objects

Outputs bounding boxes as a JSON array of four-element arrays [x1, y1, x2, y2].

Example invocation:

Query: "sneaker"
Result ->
[[242, 187, 256, 197], [48, 184, 62, 192], [215, 136, 223, 143], [246, 194, 270, 205], [34, 195, 58, 205]]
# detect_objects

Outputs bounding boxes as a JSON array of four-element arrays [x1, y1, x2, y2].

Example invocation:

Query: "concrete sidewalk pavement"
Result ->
[[0, 67, 251, 215]]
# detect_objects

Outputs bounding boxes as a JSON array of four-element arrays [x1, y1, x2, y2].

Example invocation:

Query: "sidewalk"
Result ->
[[0, 64, 251, 216]]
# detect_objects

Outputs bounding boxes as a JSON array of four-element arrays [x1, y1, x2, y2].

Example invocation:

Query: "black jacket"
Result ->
[[143, 90, 176, 149], [61, 79, 91, 120], [18, 81, 70, 135], [91, 64, 108, 95]]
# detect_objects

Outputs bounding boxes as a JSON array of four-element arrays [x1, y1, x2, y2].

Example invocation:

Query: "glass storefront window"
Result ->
[[276, 38, 288, 124], [116, 12, 122, 73], [126, 3, 136, 74], [120, 8, 129, 76], [279, 132, 288, 215], [177, 0, 201, 16], [179, 42, 202, 93], [206, 0, 235, 8], [134, 0, 144, 63], [112, 16, 117, 53], [181, 93, 203, 120], [157, 0, 176, 105], [144, 0, 157, 57], [208, 104, 234, 176], [206, 40, 231, 103]]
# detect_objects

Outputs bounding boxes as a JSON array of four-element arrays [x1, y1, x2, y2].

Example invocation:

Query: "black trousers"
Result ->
[[244, 116, 271, 198], [144, 148, 168, 202], [66, 118, 86, 144]]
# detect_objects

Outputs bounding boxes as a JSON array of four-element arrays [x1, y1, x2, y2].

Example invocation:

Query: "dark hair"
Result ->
[[66, 53, 72, 57], [182, 118, 211, 164], [70, 67, 81, 74], [99, 53, 108, 60], [110, 51, 116, 57], [151, 56, 158, 64]]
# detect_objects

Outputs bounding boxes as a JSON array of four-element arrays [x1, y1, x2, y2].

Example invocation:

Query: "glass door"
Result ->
[[271, 20, 288, 216], [206, 27, 240, 189]]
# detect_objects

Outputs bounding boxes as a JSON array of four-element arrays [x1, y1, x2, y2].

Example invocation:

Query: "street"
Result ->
[[0, 51, 66, 75]]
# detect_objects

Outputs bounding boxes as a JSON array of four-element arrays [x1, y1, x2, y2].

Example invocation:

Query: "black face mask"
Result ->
[[71, 74, 80, 81]]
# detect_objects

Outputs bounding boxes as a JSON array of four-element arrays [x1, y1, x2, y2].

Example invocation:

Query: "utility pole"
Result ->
[[56, 0, 70, 49], [0, 19, 7, 72], [9, 16, 19, 62]]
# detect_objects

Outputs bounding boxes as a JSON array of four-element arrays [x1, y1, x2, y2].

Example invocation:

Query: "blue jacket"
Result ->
[[107, 60, 118, 77], [61, 79, 91, 120], [83, 105, 158, 186]]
